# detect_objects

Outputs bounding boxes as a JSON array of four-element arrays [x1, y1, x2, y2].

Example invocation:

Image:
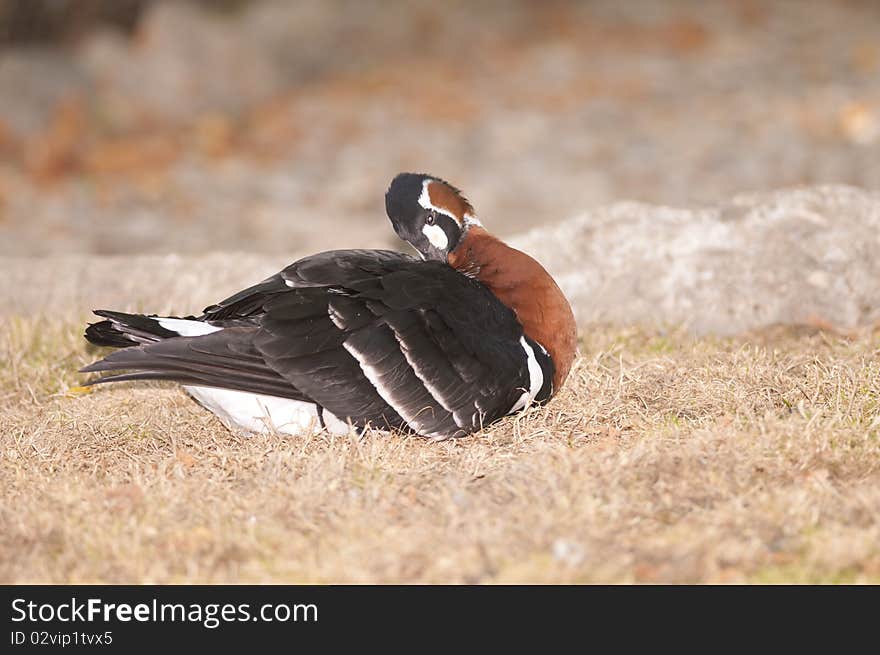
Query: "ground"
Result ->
[[3, 318, 878, 583]]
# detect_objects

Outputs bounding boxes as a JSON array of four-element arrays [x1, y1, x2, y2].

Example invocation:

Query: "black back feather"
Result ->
[[82, 249, 552, 438]]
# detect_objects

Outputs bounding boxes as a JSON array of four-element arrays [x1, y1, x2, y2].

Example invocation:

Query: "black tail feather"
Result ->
[[80, 327, 309, 402], [84, 310, 183, 348], [83, 370, 303, 399], [84, 319, 139, 348]]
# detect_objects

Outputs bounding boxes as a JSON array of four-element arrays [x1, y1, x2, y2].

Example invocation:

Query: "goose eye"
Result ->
[[425, 212, 435, 225]]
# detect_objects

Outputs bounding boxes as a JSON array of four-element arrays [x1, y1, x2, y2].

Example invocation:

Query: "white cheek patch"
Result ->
[[422, 223, 448, 250]]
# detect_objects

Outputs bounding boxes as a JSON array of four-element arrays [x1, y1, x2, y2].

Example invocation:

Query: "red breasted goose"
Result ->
[[81, 173, 577, 439]]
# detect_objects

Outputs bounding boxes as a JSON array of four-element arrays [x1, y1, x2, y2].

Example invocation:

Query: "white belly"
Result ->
[[184, 385, 351, 436], [141, 318, 352, 436]]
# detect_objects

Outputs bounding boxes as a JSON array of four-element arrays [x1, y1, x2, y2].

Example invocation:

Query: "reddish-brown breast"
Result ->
[[447, 226, 578, 392]]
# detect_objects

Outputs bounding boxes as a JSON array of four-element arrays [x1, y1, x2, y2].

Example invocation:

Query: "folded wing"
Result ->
[[83, 250, 546, 438]]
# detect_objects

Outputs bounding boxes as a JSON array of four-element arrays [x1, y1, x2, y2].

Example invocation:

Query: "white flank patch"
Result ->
[[509, 337, 544, 414], [418, 179, 460, 224], [157, 317, 222, 337], [422, 223, 448, 250], [343, 340, 441, 438], [157, 316, 354, 437], [184, 386, 349, 436], [321, 408, 352, 435]]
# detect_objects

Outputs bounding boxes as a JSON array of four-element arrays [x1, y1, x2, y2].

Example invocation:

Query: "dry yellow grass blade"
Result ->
[[1, 316, 879, 583], [66, 386, 93, 396]]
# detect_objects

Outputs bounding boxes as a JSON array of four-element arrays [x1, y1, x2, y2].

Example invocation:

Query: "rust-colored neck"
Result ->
[[447, 226, 577, 392]]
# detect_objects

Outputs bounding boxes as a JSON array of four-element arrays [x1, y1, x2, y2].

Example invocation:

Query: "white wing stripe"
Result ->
[[389, 326, 468, 429], [327, 305, 346, 329], [343, 340, 443, 438]]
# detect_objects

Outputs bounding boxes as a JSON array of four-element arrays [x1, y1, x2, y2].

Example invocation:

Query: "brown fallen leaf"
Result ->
[[83, 133, 180, 176]]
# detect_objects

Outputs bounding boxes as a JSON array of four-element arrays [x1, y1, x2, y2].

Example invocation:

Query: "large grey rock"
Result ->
[[511, 185, 880, 334], [3, 186, 880, 336]]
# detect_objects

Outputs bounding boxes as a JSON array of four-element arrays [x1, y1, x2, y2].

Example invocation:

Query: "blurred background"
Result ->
[[0, 0, 878, 257]]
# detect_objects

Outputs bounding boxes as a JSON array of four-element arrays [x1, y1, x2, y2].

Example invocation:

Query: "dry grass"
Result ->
[[2, 316, 879, 583]]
